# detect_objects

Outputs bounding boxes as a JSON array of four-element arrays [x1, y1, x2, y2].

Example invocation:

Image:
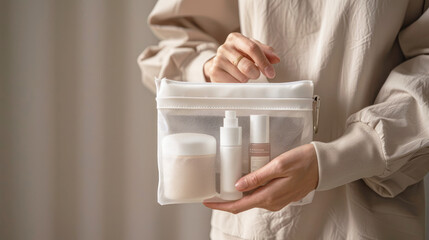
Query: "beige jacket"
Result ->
[[139, 0, 429, 239]]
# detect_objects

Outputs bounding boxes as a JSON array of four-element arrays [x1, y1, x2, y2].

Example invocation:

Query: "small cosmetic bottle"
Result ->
[[249, 115, 270, 172], [220, 111, 243, 200]]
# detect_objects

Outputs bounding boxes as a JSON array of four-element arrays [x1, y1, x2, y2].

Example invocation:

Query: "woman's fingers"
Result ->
[[226, 33, 276, 79], [218, 45, 260, 80], [212, 56, 251, 82], [236, 57, 260, 80], [252, 38, 281, 64], [209, 65, 241, 83], [203, 185, 267, 214], [204, 177, 294, 213], [234, 158, 283, 192], [204, 32, 280, 83]]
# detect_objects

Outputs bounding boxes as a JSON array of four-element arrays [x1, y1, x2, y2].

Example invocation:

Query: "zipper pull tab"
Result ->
[[313, 95, 321, 134]]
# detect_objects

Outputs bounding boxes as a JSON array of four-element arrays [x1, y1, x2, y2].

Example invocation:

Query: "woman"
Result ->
[[139, 0, 429, 239]]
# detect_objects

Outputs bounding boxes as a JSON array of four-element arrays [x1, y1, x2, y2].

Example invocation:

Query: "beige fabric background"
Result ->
[[0, 0, 427, 240]]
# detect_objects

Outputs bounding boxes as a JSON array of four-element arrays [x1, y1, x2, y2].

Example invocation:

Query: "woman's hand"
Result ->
[[204, 32, 280, 83], [204, 144, 319, 213]]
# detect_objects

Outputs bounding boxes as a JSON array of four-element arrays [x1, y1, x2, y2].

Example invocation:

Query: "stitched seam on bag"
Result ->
[[157, 97, 314, 100], [157, 106, 313, 111]]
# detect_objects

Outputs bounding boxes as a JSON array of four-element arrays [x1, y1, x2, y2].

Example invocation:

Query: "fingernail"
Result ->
[[265, 66, 275, 78], [235, 179, 248, 191], [249, 68, 260, 79], [268, 47, 279, 56]]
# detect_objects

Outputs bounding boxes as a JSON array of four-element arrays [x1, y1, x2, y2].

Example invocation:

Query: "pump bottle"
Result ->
[[220, 111, 243, 200]]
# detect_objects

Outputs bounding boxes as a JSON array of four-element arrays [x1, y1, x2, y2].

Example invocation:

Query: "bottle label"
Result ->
[[250, 156, 270, 172], [249, 143, 270, 156]]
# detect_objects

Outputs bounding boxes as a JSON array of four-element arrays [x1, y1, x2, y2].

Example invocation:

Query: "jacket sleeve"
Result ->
[[138, 0, 240, 93], [312, 9, 429, 197]]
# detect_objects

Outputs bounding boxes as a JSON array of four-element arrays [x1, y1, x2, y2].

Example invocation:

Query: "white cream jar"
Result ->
[[162, 133, 217, 202]]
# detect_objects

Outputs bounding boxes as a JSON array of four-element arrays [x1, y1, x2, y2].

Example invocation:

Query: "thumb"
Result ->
[[235, 161, 280, 192]]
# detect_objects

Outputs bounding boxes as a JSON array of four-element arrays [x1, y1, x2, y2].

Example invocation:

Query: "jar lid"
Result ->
[[162, 133, 216, 156]]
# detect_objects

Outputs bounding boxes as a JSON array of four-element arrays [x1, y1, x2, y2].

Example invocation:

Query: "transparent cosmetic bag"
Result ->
[[156, 78, 320, 205]]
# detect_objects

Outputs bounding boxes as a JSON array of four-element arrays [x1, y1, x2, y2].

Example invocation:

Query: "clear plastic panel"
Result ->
[[157, 108, 313, 205]]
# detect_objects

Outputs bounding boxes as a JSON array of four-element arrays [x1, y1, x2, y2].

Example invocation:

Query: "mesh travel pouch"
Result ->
[[156, 78, 320, 205]]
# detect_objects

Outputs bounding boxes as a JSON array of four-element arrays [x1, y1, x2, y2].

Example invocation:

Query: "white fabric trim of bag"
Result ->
[[156, 78, 314, 99], [157, 97, 313, 110]]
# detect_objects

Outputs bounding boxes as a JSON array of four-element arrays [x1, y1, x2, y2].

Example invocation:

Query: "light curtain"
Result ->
[[1, 0, 211, 240]]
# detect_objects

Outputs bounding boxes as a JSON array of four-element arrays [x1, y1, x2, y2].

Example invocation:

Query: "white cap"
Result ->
[[162, 133, 216, 156], [250, 115, 269, 143], [220, 111, 242, 146], [223, 111, 238, 127]]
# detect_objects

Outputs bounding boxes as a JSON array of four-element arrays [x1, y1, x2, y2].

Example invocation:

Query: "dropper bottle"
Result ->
[[220, 111, 243, 200]]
